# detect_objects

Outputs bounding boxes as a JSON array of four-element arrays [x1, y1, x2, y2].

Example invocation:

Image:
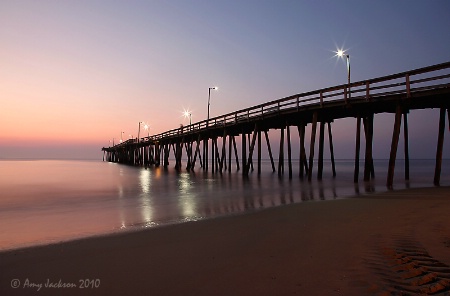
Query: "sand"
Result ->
[[1, 186, 450, 296]]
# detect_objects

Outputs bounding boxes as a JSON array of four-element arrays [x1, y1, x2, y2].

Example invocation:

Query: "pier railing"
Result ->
[[118, 61, 450, 146]]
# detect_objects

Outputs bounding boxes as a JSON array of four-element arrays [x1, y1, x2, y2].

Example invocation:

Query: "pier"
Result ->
[[102, 62, 450, 188]]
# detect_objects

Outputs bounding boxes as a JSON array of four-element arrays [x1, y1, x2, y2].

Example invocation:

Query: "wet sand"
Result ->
[[1, 186, 450, 296]]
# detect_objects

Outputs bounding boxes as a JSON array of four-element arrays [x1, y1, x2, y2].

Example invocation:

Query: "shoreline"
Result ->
[[1, 186, 450, 295], [0, 183, 380, 254]]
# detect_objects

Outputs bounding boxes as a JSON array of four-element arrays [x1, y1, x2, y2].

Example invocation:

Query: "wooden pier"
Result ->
[[103, 62, 450, 188]]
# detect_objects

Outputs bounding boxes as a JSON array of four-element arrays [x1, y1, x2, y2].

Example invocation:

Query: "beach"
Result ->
[[1, 186, 449, 295]]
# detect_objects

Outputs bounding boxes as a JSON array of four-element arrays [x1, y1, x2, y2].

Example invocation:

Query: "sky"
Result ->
[[1, 0, 450, 160]]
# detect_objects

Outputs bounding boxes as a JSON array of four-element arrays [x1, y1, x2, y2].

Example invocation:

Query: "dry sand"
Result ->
[[1, 187, 450, 296]]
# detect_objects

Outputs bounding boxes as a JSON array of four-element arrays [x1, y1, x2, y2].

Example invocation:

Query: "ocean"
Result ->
[[0, 158, 448, 251]]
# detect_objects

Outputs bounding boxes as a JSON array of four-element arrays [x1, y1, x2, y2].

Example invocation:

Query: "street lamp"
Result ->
[[183, 110, 192, 125], [207, 86, 218, 126], [144, 124, 149, 137], [120, 131, 124, 143], [183, 110, 192, 131], [336, 49, 350, 97]]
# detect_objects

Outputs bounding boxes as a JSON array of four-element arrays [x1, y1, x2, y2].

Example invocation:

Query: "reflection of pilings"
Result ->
[[434, 107, 447, 186]]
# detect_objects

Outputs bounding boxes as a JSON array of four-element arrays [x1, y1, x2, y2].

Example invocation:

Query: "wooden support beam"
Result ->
[[176, 141, 183, 171], [434, 108, 446, 186], [298, 123, 308, 179], [163, 144, 169, 167], [287, 124, 292, 179], [257, 130, 261, 176], [220, 130, 227, 172], [403, 112, 410, 180], [363, 114, 375, 181], [204, 138, 208, 171], [184, 143, 191, 170], [248, 134, 254, 172], [232, 136, 240, 171], [211, 138, 215, 173], [192, 135, 202, 169], [387, 105, 403, 189], [278, 127, 285, 177], [448, 108, 450, 131], [228, 135, 232, 172], [246, 124, 259, 175], [354, 117, 361, 183], [327, 122, 336, 177], [242, 132, 247, 176], [318, 121, 325, 180], [264, 130, 276, 172], [214, 138, 221, 173], [154, 142, 159, 166], [308, 112, 318, 182]]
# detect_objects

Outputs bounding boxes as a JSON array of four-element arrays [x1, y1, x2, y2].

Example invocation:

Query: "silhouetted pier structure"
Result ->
[[102, 62, 450, 188]]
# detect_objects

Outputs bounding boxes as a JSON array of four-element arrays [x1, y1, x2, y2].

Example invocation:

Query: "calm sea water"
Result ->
[[0, 159, 448, 251]]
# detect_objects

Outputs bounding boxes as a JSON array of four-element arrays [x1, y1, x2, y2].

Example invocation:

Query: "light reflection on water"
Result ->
[[0, 159, 448, 250]]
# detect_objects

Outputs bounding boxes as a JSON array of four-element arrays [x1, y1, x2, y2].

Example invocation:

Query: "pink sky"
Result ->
[[1, 1, 449, 160]]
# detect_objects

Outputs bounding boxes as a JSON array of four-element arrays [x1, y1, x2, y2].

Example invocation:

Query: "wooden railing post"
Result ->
[[365, 81, 370, 101], [406, 74, 411, 98], [344, 87, 348, 104], [320, 91, 323, 107]]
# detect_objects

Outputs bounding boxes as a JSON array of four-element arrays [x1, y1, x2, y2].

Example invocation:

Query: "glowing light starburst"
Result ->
[[334, 48, 348, 59], [181, 108, 193, 125]]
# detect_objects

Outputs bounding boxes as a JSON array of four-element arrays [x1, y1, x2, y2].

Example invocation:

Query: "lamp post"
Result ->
[[207, 87, 217, 126], [336, 50, 350, 97], [120, 131, 124, 143], [138, 121, 143, 143]]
